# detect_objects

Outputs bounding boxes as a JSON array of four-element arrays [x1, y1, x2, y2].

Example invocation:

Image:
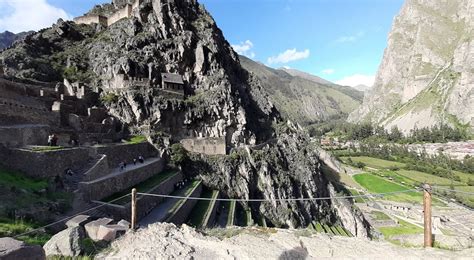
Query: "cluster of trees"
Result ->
[[343, 142, 474, 177], [311, 121, 469, 144]]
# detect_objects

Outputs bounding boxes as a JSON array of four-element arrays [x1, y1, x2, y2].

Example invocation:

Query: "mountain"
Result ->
[[349, 0, 474, 134], [0, 31, 33, 49], [240, 56, 363, 125], [0, 0, 367, 232], [353, 84, 371, 92]]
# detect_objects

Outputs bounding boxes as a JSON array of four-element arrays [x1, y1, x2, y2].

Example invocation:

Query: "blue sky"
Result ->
[[0, 0, 404, 87]]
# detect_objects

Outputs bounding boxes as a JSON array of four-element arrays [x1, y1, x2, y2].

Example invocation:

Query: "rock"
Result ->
[[43, 226, 84, 257], [349, 0, 473, 133], [84, 218, 113, 241], [117, 219, 130, 228], [65, 215, 90, 228], [96, 225, 128, 242], [68, 114, 83, 131], [0, 237, 46, 260]]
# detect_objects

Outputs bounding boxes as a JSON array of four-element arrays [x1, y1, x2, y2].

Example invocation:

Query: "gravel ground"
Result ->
[[97, 223, 473, 259]]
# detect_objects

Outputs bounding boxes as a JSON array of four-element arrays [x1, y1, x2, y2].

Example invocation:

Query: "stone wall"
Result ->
[[91, 142, 157, 167], [166, 181, 203, 225], [82, 154, 109, 181], [0, 124, 50, 147], [0, 97, 59, 126], [73, 15, 108, 27], [79, 158, 165, 201], [0, 147, 91, 178], [95, 171, 183, 220], [107, 4, 132, 26], [181, 138, 226, 155]]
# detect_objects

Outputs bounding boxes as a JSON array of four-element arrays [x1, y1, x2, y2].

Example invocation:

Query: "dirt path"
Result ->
[[97, 223, 473, 259]]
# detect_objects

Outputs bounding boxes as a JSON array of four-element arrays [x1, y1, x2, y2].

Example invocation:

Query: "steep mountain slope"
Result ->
[[240, 56, 363, 125], [349, 0, 474, 133], [0, 31, 33, 49], [0, 0, 368, 231]]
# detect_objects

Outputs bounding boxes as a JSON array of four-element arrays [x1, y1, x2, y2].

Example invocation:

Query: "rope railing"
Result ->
[[136, 188, 420, 202], [13, 193, 131, 239]]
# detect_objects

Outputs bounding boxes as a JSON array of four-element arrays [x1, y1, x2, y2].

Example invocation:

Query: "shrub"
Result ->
[[100, 93, 119, 104], [170, 143, 188, 167]]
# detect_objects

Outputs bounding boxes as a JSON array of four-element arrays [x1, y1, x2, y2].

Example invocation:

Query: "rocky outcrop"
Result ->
[[0, 31, 34, 49], [0, 237, 46, 260], [0, 0, 366, 231], [43, 226, 85, 257], [349, 0, 474, 133]]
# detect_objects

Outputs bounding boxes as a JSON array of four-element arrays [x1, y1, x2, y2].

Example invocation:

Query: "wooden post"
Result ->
[[422, 183, 432, 247], [131, 188, 137, 231]]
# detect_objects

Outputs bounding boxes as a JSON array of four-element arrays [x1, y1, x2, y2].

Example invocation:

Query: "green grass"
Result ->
[[227, 201, 236, 226], [0, 217, 51, 246], [187, 189, 213, 228], [395, 170, 463, 186], [378, 218, 423, 237], [126, 135, 147, 144], [322, 224, 335, 235], [29, 146, 65, 152], [167, 180, 201, 217], [103, 169, 178, 205], [348, 189, 365, 203], [342, 156, 405, 169], [245, 210, 253, 226], [371, 211, 391, 221], [353, 173, 422, 203], [314, 222, 324, 233], [0, 168, 48, 192]]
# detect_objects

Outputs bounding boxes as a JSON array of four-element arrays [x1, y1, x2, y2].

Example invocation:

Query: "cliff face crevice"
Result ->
[[349, 0, 473, 133]]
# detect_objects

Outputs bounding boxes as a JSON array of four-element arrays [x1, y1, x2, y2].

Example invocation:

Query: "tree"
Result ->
[[389, 126, 403, 141], [170, 143, 188, 168]]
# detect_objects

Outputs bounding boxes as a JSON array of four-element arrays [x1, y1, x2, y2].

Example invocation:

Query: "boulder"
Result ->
[[43, 226, 84, 257], [66, 215, 90, 228], [84, 218, 113, 241], [117, 219, 131, 228], [96, 225, 128, 242], [68, 114, 83, 131], [0, 237, 46, 260]]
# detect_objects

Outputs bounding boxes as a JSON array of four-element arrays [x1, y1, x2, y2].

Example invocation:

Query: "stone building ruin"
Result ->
[[73, 0, 142, 27], [161, 73, 185, 95], [180, 137, 226, 155]]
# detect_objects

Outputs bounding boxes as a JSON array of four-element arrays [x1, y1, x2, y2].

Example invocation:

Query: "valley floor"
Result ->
[[97, 223, 473, 259]]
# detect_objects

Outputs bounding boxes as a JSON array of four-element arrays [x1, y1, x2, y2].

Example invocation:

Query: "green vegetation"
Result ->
[[342, 156, 405, 170], [227, 200, 236, 226], [379, 218, 423, 237], [126, 135, 147, 144], [353, 174, 421, 203], [313, 121, 469, 143], [0, 217, 51, 245], [100, 93, 119, 104], [166, 180, 201, 218], [348, 189, 365, 203], [187, 189, 213, 228], [0, 168, 48, 192], [170, 143, 188, 168], [371, 211, 391, 221], [104, 169, 178, 205]]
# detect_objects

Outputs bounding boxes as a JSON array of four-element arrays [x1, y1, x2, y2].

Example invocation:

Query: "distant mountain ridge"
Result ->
[[240, 55, 363, 125], [0, 31, 33, 49]]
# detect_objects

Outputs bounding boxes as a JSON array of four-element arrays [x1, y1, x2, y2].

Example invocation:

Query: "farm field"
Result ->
[[353, 174, 422, 204]]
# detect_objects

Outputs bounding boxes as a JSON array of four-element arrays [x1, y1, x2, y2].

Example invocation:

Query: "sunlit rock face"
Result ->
[[349, 0, 474, 134]]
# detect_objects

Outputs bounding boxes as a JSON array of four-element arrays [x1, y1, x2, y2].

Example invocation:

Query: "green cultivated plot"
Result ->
[[379, 218, 423, 237], [187, 189, 213, 228], [353, 173, 422, 203], [371, 211, 391, 221]]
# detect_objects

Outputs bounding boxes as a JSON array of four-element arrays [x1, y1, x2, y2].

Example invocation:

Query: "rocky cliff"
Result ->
[[240, 56, 363, 126], [0, 0, 367, 232], [349, 0, 474, 134]]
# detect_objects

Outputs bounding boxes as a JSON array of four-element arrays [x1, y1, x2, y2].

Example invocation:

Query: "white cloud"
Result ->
[[321, 68, 335, 75], [231, 40, 255, 58], [0, 0, 72, 33], [267, 48, 310, 65], [335, 74, 375, 89], [336, 31, 365, 43]]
